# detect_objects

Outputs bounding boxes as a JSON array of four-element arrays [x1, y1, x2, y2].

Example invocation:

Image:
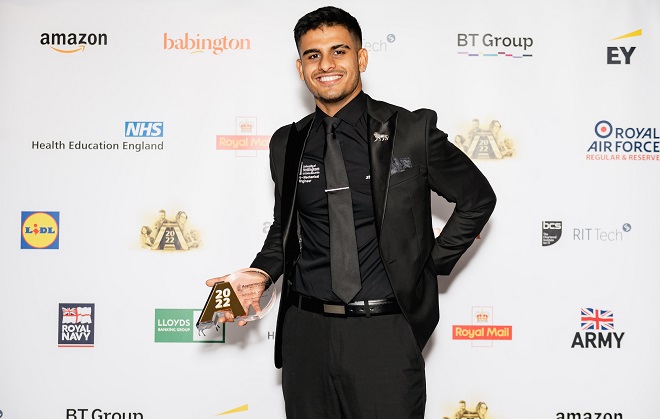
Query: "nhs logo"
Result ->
[[125, 121, 164, 137]]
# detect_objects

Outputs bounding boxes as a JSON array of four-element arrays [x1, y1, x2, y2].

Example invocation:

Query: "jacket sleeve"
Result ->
[[421, 109, 497, 275], [249, 127, 287, 281]]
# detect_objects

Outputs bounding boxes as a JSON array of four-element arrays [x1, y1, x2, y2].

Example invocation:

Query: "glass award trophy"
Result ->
[[196, 268, 276, 333]]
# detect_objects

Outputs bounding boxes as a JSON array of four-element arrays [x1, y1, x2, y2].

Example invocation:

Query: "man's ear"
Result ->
[[358, 48, 368, 73], [296, 59, 304, 80]]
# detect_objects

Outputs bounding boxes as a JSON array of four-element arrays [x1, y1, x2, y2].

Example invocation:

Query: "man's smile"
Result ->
[[317, 74, 343, 83]]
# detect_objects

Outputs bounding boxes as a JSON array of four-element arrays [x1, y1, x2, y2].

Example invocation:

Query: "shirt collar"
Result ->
[[313, 91, 367, 132]]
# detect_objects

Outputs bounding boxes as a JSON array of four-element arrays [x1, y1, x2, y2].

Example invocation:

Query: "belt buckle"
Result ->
[[323, 303, 346, 315]]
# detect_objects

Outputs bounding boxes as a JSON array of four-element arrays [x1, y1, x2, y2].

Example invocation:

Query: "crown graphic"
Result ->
[[475, 312, 489, 322], [239, 120, 253, 133]]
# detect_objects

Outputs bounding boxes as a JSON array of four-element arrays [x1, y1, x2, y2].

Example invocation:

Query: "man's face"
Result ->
[[296, 25, 368, 115]]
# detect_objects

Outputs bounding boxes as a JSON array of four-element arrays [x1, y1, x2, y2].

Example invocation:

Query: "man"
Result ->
[[208, 6, 496, 418]]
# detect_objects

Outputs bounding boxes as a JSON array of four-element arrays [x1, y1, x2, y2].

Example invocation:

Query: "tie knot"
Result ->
[[323, 117, 341, 135]]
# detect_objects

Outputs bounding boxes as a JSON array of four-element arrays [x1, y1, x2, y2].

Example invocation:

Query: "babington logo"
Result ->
[[163, 33, 251, 55], [40, 32, 108, 54], [21, 211, 59, 249], [155, 309, 224, 343], [216, 117, 271, 157], [607, 28, 641, 65], [455, 119, 515, 160], [587, 120, 659, 161], [442, 400, 490, 419], [140, 210, 200, 250], [457, 32, 533, 58], [571, 308, 624, 349], [58, 304, 94, 347], [452, 306, 512, 347], [542, 221, 562, 246]]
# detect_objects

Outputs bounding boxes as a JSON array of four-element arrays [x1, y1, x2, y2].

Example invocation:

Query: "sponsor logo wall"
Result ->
[[1, 0, 658, 418]]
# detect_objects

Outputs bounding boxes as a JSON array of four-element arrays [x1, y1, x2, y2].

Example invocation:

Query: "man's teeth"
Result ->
[[319, 75, 341, 82]]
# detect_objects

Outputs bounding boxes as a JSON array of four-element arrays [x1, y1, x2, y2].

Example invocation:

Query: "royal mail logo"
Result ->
[[452, 307, 512, 347], [163, 33, 251, 55], [21, 211, 59, 249], [216, 117, 271, 157], [40, 32, 108, 54], [58, 304, 95, 347], [455, 119, 515, 160]]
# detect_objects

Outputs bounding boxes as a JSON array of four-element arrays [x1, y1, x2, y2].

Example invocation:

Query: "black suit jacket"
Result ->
[[251, 95, 496, 368]]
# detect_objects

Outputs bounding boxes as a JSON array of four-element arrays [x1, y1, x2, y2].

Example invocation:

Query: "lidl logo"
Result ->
[[21, 211, 59, 249]]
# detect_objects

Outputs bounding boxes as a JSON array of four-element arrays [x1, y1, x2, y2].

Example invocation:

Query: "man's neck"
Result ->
[[315, 89, 362, 117]]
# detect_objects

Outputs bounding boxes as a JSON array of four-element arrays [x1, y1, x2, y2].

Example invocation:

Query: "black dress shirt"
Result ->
[[294, 91, 393, 302]]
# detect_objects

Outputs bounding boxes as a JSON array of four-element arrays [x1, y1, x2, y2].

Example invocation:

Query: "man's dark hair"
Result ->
[[294, 6, 362, 51]]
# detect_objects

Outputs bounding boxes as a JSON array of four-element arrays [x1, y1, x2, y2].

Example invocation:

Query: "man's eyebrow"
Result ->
[[301, 44, 351, 56]]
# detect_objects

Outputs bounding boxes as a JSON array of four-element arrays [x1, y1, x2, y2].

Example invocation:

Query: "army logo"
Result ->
[[455, 119, 515, 159], [140, 210, 200, 250], [444, 400, 489, 419]]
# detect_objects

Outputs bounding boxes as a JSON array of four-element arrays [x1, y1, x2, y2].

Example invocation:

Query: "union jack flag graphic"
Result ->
[[580, 308, 614, 330], [62, 307, 92, 324]]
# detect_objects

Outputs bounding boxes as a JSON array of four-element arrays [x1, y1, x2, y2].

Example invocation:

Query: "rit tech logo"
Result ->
[[607, 29, 641, 64], [21, 211, 59, 249]]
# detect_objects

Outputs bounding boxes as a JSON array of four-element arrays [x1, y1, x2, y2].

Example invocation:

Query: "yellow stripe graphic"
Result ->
[[217, 404, 248, 415], [611, 29, 642, 40]]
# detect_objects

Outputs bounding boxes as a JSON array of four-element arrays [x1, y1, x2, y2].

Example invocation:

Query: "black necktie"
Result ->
[[323, 117, 362, 303]]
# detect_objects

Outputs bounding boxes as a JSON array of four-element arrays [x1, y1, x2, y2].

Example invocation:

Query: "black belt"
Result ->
[[287, 290, 401, 317]]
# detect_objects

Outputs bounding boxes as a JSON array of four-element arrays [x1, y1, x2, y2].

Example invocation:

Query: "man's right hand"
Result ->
[[205, 274, 249, 327]]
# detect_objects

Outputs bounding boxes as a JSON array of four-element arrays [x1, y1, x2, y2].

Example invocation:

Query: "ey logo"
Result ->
[[607, 29, 641, 65], [21, 211, 60, 249]]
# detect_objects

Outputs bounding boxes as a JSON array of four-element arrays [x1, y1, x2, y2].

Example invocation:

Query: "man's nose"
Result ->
[[319, 54, 335, 72]]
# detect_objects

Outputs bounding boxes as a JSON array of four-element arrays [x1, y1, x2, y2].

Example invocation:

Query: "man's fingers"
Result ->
[[251, 300, 263, 314], [206, 275, 229, 287]]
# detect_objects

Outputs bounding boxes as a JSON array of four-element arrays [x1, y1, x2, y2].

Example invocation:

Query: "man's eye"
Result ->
[[308, 54, 319, 60], [334, 50, 346, 55]]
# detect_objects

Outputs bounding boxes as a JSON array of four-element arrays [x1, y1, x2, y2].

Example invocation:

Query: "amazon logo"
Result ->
[[40, 32, 108, 53]]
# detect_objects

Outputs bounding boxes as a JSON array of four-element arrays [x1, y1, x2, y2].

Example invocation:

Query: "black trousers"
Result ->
[[281, 305, 426, 419]]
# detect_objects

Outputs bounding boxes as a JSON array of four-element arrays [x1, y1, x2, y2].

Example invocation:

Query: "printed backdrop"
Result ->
[[1, 0, 658, 418]]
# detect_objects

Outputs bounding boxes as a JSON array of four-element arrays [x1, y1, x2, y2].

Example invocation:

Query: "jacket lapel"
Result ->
[[367, 97, 397, 236], [281, 117, 314, 272]]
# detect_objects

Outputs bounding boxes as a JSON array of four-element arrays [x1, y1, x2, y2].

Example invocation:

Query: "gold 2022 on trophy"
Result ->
[[196, 268, 276, 333]]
